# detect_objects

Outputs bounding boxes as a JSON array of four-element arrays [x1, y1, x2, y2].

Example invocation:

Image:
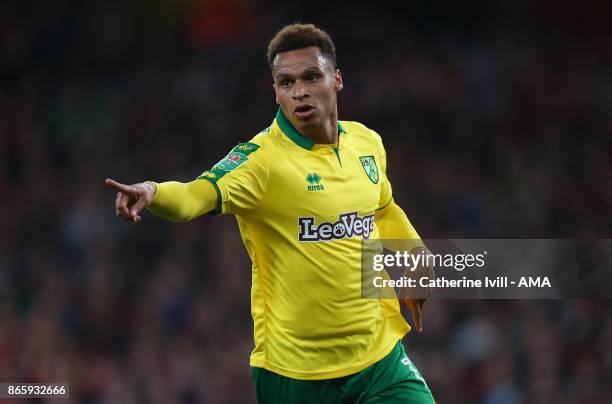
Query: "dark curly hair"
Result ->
[[267, 23, 337, 69]]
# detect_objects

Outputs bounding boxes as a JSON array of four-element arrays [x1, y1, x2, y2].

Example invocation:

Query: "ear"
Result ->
[[335, 69, 343, 92], [273, 83, 279, 104]]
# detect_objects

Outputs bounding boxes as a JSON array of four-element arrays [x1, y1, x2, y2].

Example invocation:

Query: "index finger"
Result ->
[[412, 302, 422, 332], [105, 178, 133, 193], [404, 299, 423, 332]]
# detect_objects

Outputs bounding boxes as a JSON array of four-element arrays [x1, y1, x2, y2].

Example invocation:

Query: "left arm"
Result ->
[[375, 199, 419, 240], [375, 200, 434, 331]]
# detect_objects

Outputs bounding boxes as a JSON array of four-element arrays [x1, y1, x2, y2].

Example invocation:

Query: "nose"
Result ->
[[292, 80, 309, 100]]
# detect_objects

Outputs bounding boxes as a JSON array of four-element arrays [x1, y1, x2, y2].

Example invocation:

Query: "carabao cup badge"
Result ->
[[215, 152, 248, 172]]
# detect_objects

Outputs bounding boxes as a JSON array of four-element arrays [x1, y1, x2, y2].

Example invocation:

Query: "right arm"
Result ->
[[147, 180, 217, 221], [106, 140, 267, 223], [104, 178, 217, 223]]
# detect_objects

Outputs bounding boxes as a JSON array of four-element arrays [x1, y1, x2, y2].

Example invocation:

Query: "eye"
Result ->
[[279, 79, 292, 88], [306, 73, 320, 82]]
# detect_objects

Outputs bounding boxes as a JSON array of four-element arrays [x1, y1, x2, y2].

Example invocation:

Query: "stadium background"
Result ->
[[1, 0, 612, 402]]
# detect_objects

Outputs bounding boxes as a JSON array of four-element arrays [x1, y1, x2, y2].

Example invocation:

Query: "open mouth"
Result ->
[[295, 105, 314, 112], [294, 105, 316, 119]]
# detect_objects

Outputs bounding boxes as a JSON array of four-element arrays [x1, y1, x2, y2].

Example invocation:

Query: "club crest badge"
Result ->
[[359, 155, 379, 184]]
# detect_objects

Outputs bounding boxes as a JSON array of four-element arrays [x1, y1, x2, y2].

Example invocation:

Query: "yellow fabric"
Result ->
[[191, 115, 418, 380], [375, 200, 426, 301], [375, 200, 421, 240], [148, 180, 217, 221]]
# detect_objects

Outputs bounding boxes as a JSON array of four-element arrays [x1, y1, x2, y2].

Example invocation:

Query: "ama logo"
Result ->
[[298, 212, 375, 242]]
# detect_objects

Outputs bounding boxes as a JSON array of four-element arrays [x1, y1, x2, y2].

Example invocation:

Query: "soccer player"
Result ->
[[106, 23, 435, 403]]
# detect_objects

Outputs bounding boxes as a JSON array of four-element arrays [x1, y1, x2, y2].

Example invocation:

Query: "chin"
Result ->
[[300, 123, 320, 133], [291, 117, 317, 131], [300, 116, 322, 129]]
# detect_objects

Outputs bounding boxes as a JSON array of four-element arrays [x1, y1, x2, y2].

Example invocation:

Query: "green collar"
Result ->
[[276, 108, 346, 150]]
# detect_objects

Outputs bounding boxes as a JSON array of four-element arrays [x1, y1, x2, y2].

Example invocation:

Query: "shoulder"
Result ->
[[237, 126, 278, 155], [199, 128, 272, 181], [219, 127, 274, 164], [340, 120, 384, 147]]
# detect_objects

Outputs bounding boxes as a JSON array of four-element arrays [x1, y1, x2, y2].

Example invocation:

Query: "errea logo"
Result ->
[[298, 212, 375, 242], [306, 173, 324, 192]]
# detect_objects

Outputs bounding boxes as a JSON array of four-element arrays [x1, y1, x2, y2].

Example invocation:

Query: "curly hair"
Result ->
[[267, 23, 337, 69]]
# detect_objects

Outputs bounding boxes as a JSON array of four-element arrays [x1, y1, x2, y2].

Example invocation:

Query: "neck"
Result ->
[[300, 113, 339, 144], [277, 108, 343, 149]]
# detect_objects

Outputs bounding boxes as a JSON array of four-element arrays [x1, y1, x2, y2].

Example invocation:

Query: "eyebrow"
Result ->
[[275, 66, 322, 81]]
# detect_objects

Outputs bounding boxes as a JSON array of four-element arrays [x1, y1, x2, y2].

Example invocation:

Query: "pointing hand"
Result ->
[[105, 178, 156, 223]]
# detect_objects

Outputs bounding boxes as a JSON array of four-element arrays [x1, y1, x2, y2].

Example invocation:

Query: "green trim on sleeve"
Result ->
[[196, 142, 261, 215], [199, 142, 261, 183], [376, 197, 394, 211], [196, 176, 223, 215]]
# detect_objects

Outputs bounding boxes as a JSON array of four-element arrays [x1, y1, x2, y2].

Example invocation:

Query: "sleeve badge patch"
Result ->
[[212, 142, 260, 172], [214, 151, 249, 172]]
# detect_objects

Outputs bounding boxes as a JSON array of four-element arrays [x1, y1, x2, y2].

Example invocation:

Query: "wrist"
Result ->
[[144, 181, 157, 199]]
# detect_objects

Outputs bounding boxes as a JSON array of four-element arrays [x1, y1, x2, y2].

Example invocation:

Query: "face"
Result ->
[[272, 47, 343, 133]]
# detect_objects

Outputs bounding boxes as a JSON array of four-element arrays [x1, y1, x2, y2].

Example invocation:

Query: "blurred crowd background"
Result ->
[[1, 0, 611, 403]]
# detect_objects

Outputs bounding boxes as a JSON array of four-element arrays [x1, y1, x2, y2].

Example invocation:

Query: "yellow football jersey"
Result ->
[[198, 109, 412, 380]]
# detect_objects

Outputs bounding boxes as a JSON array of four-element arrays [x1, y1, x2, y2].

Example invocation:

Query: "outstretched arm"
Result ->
[[375, 200, 433, 331], [105, 178, 217, 223], [147, 180, 217, 221]]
